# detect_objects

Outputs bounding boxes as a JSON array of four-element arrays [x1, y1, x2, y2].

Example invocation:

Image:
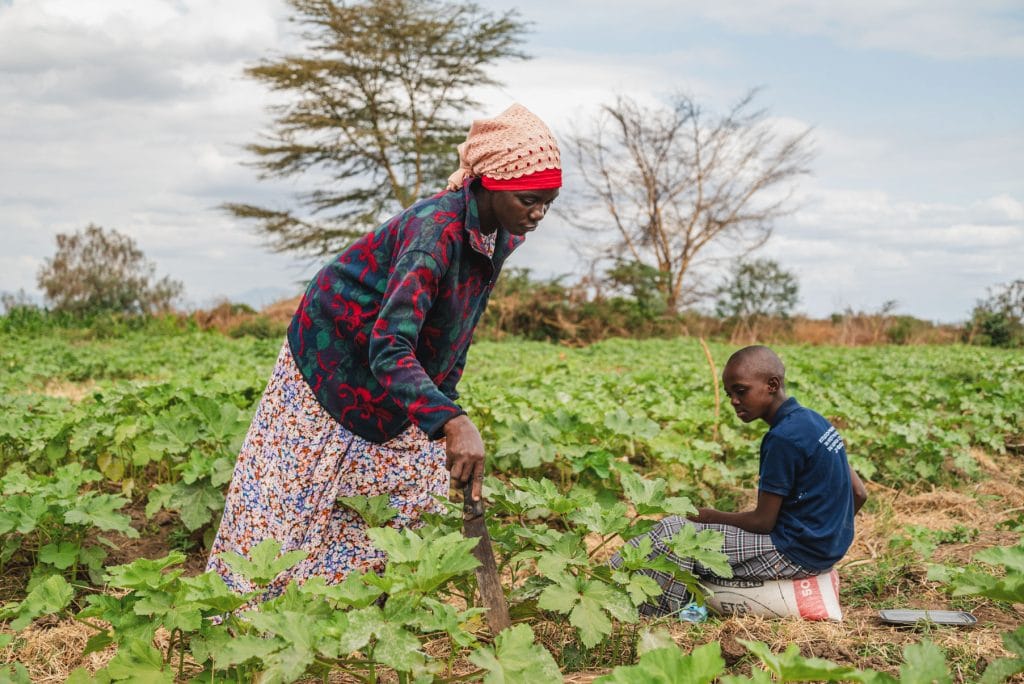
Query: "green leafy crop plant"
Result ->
[[0, 463, 137, 586], [930, 536, 1024, 683], [2, 326, 1023, 680], [1, 471, 718, 683], [462, 340, 1023, 489]]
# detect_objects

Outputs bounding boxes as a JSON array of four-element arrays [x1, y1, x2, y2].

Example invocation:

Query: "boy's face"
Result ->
[[722, 361, 781, 424]]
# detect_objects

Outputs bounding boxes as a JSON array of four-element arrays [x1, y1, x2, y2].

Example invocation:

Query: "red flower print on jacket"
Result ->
[[287, 181, 524, 443]]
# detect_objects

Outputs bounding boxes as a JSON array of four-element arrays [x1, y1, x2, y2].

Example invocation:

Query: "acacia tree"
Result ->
[[37, 224, 183, 315], [566, 91, 814, 310], [224, 0, 528, 256]]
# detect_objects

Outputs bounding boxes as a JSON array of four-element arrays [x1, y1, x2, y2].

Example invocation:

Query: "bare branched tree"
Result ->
[[37, 224, 183, 315], [565, 91, 814, 309], [224, 0, 528, 257]]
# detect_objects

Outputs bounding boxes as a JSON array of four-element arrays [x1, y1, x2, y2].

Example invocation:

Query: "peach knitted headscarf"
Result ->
[[446, 103, 562, 192]]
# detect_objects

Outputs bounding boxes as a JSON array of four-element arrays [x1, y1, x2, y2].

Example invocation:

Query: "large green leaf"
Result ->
[[410, 598, 485, 649], [468, 623, 561, 684], [371, 621, 427, 673], [133, 590, 203, 633], [9, 574, 74, 630], [298, 574, 383, 609], [535, 532, 588, 577], [367, 528, 479, 594], [332, 606, 381, 654], [492, 420, 559, 468], [105, 553, 186, 590], [256, 647, 316, 684], [667, 525, 732, 578], [103, 639, 174, 683], [537, 573, 634, 648], [742, 640, 865, 682], [147, 414, 200, 456], [38, 541, 81, 570], [64, 494, 138, 537], [537, 572, 580, 614], [3, 495, 49, 534], [604, 408, 660, 439], [190, 630, 277, 667], [0, 663, 33, 684], [178, 571, 250, 613], [567, 501, 630, 538], [217, 539, 307, 585], [898, 641, 951, 684], [569, 590, 613, 648], [337, 493, 399, 528], [596, 642, 724, 683], [146, 481, 224, 531]]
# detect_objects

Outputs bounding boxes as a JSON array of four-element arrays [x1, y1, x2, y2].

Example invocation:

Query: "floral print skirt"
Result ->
[[206, 341, 449, 598]]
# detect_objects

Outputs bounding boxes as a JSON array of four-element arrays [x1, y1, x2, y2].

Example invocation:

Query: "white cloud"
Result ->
[[935, 223, 1024, 247], [474, 47, 728, 134], [0, 254, 44, 297], [981, 194, 1024, 221], [479, 77, 1023, 323], [555, 0, 1024, 60], [1, 0, 1020, 322], [763, 185, 1024, 320], [0, 0, 303, 308], [503, 0, 1024, 59]]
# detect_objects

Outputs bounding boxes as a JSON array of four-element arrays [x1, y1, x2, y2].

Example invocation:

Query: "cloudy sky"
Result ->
[[1, 0, 1021, 322]]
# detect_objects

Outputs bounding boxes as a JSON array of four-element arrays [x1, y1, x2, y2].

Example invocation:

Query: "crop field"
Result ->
[[1, 326, 1023, 682]]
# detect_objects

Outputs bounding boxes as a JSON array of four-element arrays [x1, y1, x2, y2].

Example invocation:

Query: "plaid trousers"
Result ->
[[610, 515, 817, 618]]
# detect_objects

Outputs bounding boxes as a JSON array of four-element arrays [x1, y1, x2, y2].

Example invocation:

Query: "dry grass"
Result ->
[[181, 295, 967, 348], [3, 619, 114, 683], [260, 297, 303, 323], [38, 380, 97, 401]]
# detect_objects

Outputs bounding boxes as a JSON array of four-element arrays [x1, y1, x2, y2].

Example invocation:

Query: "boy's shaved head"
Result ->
[[725, 345, 786, 386]]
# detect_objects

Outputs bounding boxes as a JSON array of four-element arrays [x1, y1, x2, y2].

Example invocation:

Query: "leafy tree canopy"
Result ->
[[225, 0, 529, 256], [967, 278, 1024, 347], [715, 258, 800, 321]]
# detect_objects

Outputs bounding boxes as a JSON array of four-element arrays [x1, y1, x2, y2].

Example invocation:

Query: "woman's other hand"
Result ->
[[444, 415, 486, 501]]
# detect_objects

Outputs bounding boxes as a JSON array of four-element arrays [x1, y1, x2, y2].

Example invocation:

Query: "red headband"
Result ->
[[481, 167, 562, 191]]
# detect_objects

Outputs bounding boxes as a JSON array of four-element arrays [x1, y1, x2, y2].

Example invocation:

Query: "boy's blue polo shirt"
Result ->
[[758, 397, 855, 571]]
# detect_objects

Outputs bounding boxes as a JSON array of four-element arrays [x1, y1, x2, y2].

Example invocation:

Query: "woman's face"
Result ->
[[486, 188, 560, 236]]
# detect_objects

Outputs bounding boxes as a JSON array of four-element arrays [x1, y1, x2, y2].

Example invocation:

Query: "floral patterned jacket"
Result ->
[[287, 181, 524, 443]]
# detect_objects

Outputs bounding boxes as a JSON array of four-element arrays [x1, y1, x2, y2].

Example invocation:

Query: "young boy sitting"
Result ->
[[612, 345, 868, 617]]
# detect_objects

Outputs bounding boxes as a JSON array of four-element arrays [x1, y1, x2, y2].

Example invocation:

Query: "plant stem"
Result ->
[[177, 637, 186, 679], [314, 658, 372, 682], [71, 615, 109, 634], [441, 668, 488, 682], [165, 627, 177, 664], [698, 337, 720, 442], [587, 534, 616, 559]]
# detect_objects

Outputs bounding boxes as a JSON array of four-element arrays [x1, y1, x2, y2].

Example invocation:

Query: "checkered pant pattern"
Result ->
[[610, 515, 816, 618]]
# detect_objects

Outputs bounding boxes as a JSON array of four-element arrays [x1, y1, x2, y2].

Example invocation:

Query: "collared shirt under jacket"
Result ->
[[287, 181, 523, 443]]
